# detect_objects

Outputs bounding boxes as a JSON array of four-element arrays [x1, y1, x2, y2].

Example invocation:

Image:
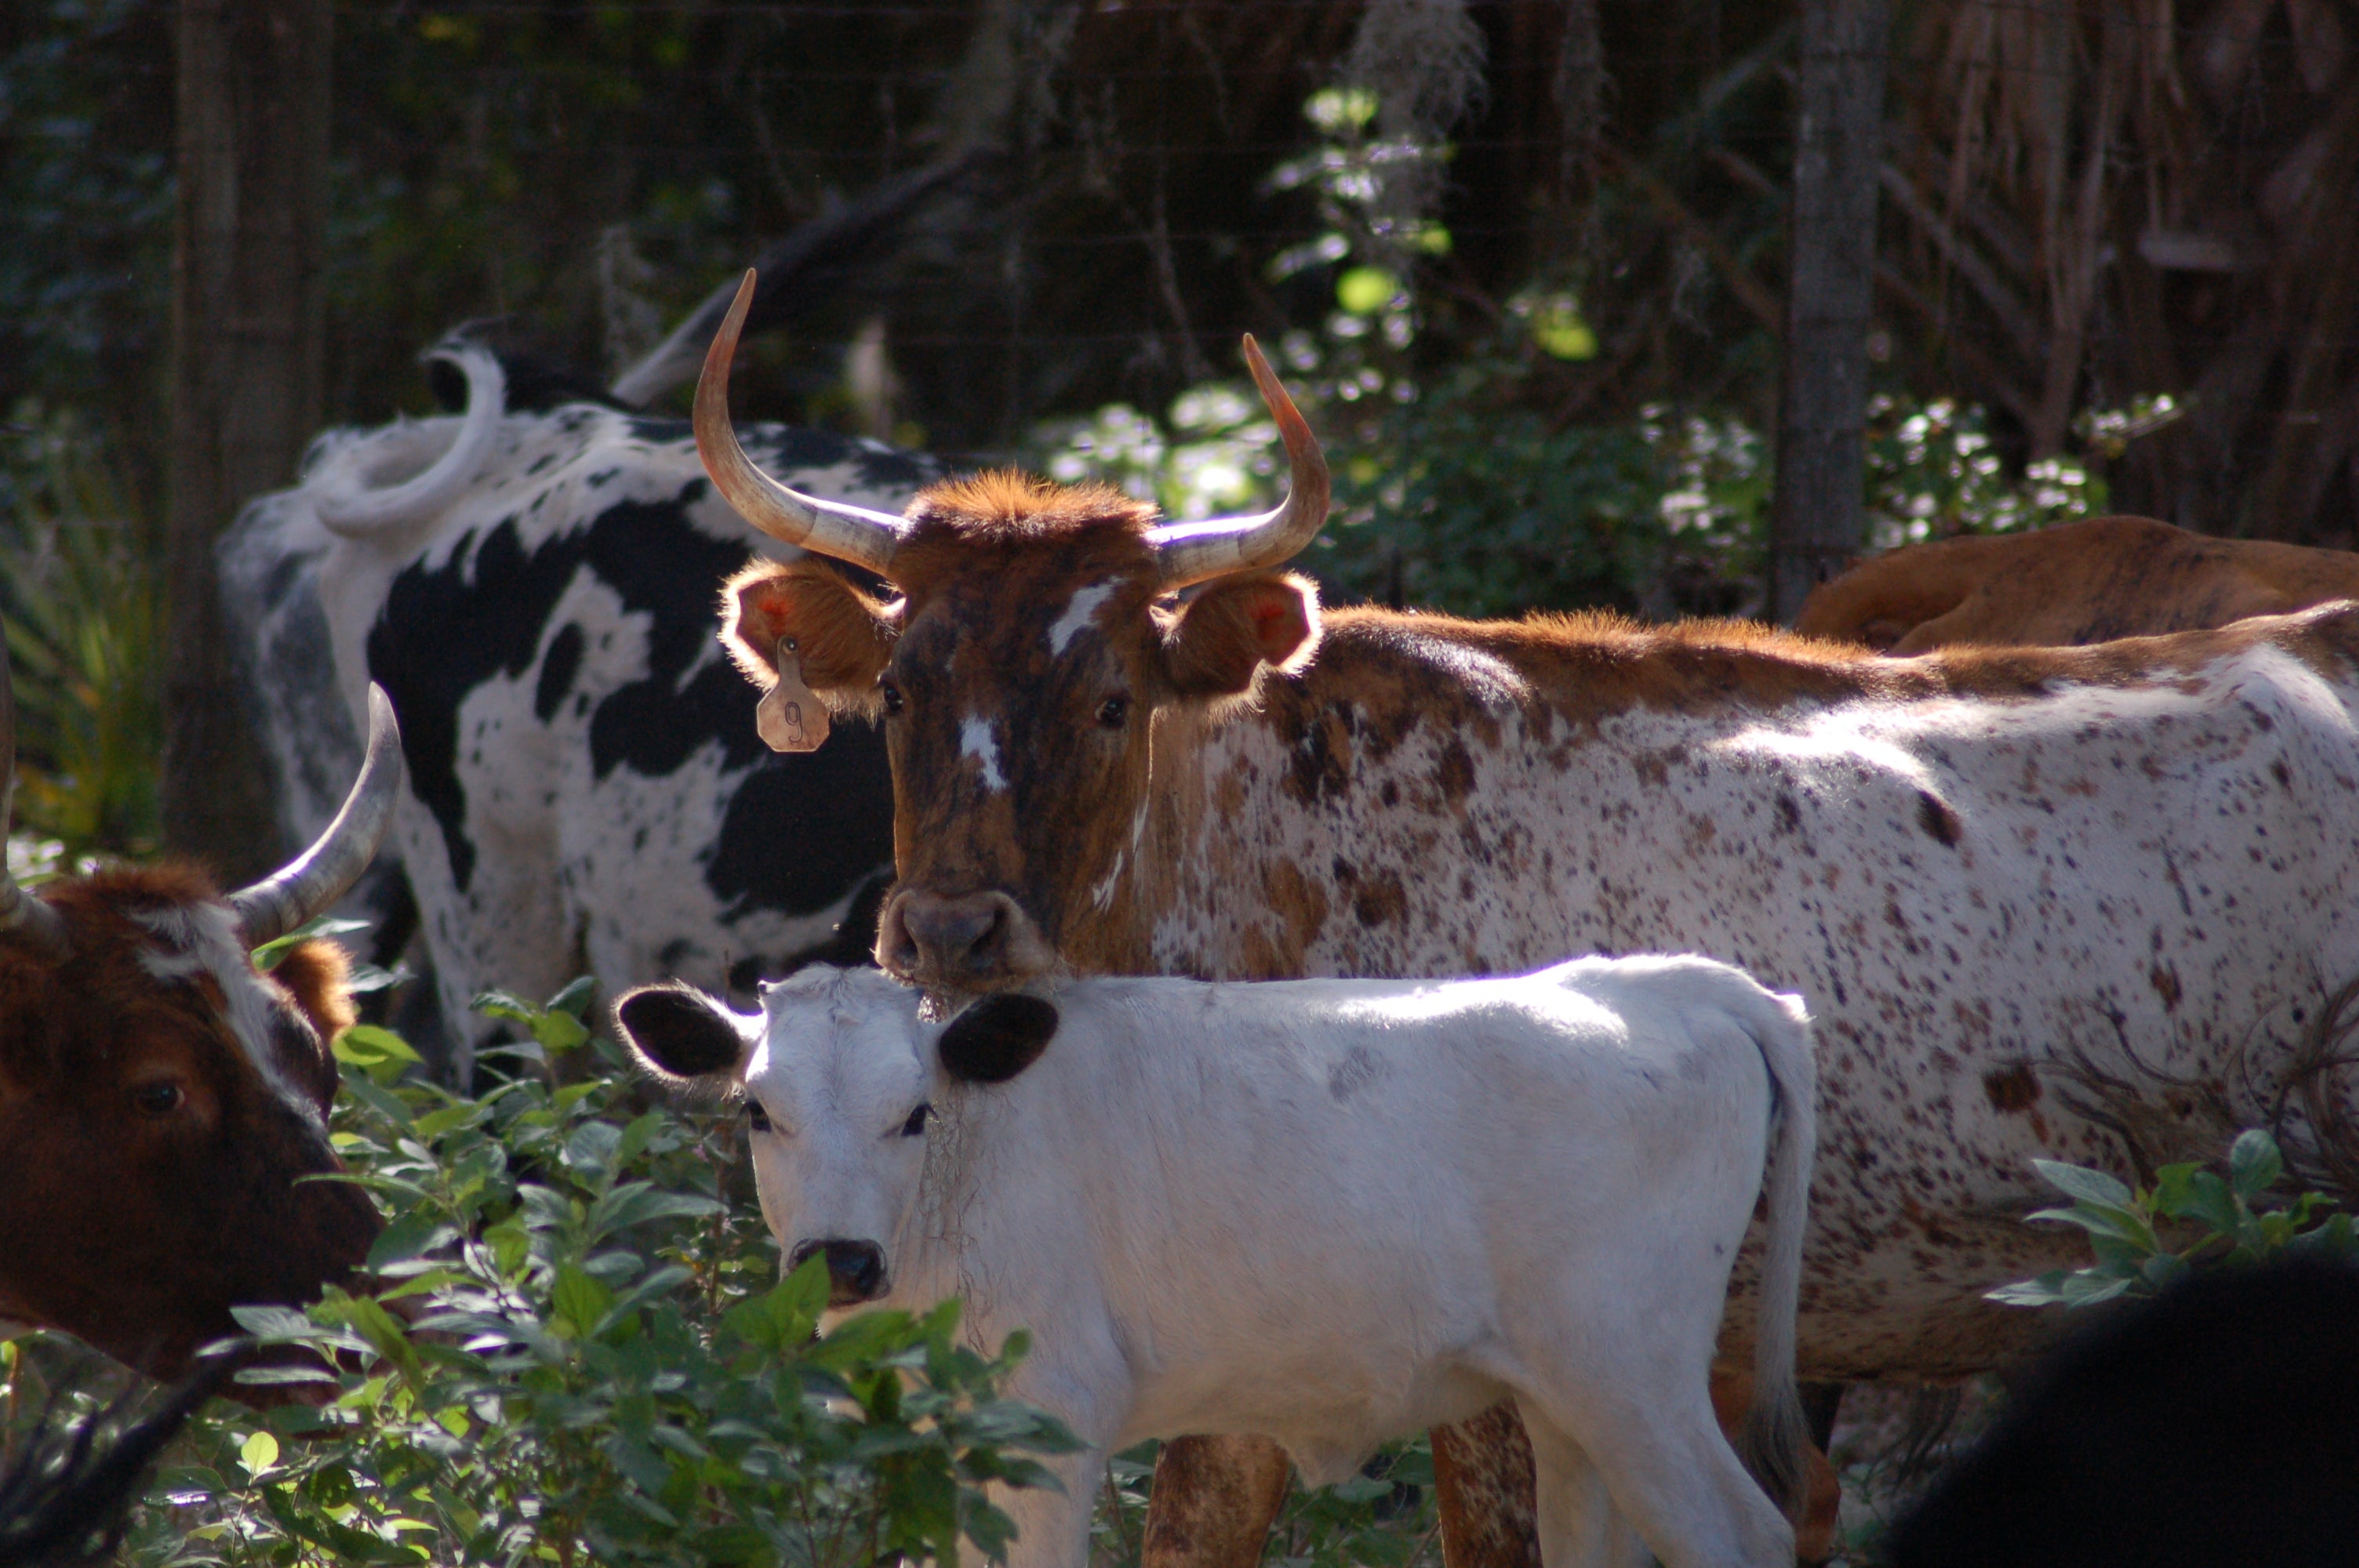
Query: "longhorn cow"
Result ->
[[0, 659, 402, 1381], [694, 270, 2359, 1568]]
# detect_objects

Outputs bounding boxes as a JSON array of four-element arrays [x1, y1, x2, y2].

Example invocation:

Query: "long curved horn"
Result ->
[[0, 640, 68, 959], [316, 343, 505, 537], [228, 686, 405, 946], [1143, 335, 1331, 590], [694, 270, 911, 572]]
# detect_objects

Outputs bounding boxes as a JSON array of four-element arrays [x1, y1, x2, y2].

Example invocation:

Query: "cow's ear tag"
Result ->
[[757, 638, 829, 753]]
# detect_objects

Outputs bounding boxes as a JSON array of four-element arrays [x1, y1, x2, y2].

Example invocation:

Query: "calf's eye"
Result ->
[[747, 1101, 773, 1134], [134, 1082, 184, 1117], [879, 679, 906, 717], [900, 1103, 932, 1137], [1097, 695, 1129, 729]]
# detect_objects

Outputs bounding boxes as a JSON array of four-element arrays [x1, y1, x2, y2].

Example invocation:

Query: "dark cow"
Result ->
[[0, 659, 399, 1381], [219, 343, 936, 1076], [1794, 514, 2359, 652], [1886, 1258, 2359, 1568], [696, 272, 2359, 1568]]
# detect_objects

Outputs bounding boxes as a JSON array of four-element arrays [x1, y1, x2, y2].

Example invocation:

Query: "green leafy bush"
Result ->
[[1990, 1129, 2359, 1309], [93, 983, 1075, 1568]]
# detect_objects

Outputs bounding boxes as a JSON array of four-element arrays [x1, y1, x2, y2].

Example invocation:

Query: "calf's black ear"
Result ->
[[937, 994, 1060, 1084], [615, 984, 748, 1083]]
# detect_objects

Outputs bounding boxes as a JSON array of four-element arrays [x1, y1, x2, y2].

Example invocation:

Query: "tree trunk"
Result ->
[[165, 0, 332, 880], [1768, 0, 1889, 624]]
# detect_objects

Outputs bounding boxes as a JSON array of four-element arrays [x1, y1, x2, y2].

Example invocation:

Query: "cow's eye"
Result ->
[[1097, 694, 1129, 729], [134, 1082, 184, 1117], [899, 1103, 932, 1138], [879, 678, 905, 717], [747, 1101, 773, 1134]]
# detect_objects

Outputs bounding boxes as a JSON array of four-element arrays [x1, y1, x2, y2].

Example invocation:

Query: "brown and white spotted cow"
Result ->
[[1795, 514, 2359, 653], [694, 281, 2359, 1568], [0, 667, 402, 1383]]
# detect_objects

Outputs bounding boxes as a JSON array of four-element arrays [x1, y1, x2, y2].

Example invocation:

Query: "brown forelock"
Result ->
[[267, 938, 354, 1113], [721, 557, 899, 710], [901, 470, 1161, 544], [0, 863, 378, 1377]]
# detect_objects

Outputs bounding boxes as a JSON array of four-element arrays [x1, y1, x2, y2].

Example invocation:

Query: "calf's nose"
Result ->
[[882, 890, 1023, 982], [788, 1238, 889, 1303]]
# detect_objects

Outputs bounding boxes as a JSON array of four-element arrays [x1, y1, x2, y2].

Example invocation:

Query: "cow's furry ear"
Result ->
[[1161, 571, 1320, 698], [719, 557, 898, 713], [936, 994, 1060, 1084], [615, 984, 749, 1083]]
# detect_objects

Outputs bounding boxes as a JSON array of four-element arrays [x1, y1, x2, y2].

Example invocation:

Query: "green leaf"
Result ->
[[2031, 1158, 2134, 1207], [2230, 1129, 2284, 1199], [2059, 1272, 2136, 1307], [546, 974, 598, 1019], [366, 1211, 458, 1272], [238, 1429, 281, 1479], [252, 914, 373, 971], [553, 1261, 616, 1338], [335, 1024, 424, 1067], [2181, 1168, 2246, 1234]]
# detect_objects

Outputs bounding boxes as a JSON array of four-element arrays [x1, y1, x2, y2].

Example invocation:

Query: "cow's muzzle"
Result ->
[[877, 888, 1051, 990], [789, 1239, 889, 1306]]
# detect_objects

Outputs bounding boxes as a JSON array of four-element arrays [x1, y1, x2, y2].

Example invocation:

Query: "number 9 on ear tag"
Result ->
[[757, 639, 830, 753]]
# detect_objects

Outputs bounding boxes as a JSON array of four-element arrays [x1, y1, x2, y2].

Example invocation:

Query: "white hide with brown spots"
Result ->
[[1125, 612, 2359, 1380]]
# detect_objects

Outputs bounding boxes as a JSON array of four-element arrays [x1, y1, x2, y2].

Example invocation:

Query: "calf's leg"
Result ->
[[1001, 1443, 1102, 1568], [1516, 1403, 1647, 1568], [1140, 1435, 1293, 1568], [1521, 1370, 1793, 1568]]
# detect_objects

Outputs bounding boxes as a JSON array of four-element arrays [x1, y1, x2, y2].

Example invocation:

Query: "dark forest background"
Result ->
[[13, 0, 2355, 535]]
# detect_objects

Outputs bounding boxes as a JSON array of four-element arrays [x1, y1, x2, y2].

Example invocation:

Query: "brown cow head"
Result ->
[[698, 273, 1328, 993], [0, 676, 405, 1381]]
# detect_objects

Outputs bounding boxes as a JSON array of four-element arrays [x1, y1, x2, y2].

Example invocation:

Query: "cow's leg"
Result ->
[[1140, 1435, 1292, 1568], [1431, 1403, 1543, 1568], [1000, 1442, 1101, 1568], [1710, 1371, 1841, 1563], [1514, 1403, 1646, 1568], [1518, 1371, 1793, 1568]]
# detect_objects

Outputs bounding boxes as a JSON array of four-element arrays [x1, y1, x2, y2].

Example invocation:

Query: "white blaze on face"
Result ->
[[961, 715, 1009, 793], [1047, 580, 1118, 656], [131, 902, 325, 1124]]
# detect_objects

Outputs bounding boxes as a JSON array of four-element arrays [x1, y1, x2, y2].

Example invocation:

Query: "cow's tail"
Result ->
[[316, 340, 505, 538], [1733, 983, 1817, 1522]]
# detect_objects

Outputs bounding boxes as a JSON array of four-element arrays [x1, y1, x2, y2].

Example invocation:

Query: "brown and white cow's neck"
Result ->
[[1078, 604, 2359, 1378]]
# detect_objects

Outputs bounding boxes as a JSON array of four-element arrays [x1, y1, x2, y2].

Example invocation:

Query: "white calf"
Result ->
[[616, 956, 1817, 1568]]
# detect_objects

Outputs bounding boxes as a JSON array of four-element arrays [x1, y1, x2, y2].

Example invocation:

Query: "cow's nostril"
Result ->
[[789, 1239, 888, 1301], [961, 906, 1008, 973]]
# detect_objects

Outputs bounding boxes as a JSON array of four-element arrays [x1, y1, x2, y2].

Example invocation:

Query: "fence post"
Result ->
[[165, 0, 333, 878], [1768, 0, 1890, 624]]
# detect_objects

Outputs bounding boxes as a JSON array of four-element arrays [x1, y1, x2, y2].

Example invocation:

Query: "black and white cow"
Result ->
[[220, 344, 936, 1073]]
